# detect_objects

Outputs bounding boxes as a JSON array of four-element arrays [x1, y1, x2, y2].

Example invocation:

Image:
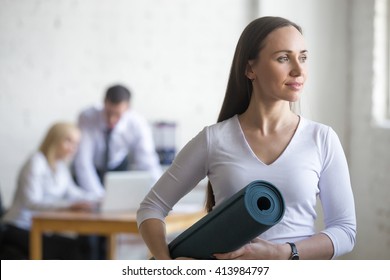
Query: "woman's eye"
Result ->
[[299, 55, 307, 63], [277, 56, 289, 63]]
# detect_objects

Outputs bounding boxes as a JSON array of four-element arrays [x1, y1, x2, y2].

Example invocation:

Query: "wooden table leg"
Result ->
[[30, 220, 42, 260], [107, 234, 116, 260]]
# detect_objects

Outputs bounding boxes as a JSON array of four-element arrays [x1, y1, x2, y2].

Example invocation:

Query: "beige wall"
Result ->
[[346, 0, 390, 259]]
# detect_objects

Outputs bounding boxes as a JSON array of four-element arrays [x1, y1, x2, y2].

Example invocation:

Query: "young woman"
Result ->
[[1, 122, 98, 259], [136, 16, 356, 260]]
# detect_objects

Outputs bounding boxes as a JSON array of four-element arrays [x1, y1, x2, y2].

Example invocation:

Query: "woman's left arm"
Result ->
[[61, 163, 100, 203], [317, 127, 356, 258]]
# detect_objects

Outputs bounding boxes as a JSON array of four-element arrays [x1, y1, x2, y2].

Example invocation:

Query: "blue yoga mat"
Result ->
[[168, 180, 285, 259]]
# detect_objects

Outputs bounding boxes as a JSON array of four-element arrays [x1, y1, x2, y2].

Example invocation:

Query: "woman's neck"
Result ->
[[238, 99, 297, 135]]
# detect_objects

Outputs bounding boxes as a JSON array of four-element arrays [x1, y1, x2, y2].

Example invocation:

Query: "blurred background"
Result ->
[[0, 0, 389, 259]]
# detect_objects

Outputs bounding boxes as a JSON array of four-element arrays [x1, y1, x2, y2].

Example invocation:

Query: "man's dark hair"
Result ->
[[104, 85, 131, 104]]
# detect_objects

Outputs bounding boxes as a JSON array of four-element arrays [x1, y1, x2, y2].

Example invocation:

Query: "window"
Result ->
[[373, 0, 390, 126]]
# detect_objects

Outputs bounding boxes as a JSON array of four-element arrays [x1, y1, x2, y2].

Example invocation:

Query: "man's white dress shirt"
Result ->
[[73, 106, 162, 198]]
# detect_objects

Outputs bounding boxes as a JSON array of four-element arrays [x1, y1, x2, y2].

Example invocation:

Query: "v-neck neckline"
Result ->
[[234, 114, 303, 166]]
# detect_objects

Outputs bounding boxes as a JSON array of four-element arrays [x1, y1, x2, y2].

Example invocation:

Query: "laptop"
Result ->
[[100, 171, 154, 212]]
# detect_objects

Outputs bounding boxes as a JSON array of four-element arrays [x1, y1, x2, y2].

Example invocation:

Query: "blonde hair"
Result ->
[[39, 122, 80, 169]]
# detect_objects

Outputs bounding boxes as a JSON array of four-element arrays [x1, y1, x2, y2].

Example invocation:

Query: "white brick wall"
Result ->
[[0, 0, 248, 206]]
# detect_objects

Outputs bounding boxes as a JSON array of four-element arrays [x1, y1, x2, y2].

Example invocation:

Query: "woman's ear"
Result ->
[[245, 61, 256, 81]]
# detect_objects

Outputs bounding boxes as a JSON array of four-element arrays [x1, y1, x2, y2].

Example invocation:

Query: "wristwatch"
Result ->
[[287, 242, 299, 260]]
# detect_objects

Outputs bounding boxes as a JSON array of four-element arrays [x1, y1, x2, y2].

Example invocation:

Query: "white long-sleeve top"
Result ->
[[73, 106, 162, 198], [2, 152, 96, 230], [137, 115, 356, 258]]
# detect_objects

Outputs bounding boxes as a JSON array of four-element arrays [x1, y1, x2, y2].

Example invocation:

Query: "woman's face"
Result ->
[[248, 26, 308, 103], [56, 130, 80, 160]]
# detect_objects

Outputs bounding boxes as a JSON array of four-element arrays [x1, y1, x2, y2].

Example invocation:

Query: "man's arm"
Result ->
[[73, 123, 105, 198]]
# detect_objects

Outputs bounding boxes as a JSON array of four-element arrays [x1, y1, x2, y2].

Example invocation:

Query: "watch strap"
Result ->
[[287, 242, 299, 260]]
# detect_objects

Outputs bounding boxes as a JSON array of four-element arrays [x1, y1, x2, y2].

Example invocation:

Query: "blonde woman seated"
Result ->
[[1, 122, 98, 259]]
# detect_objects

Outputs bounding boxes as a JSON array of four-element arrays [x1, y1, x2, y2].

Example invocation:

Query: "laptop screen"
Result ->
[[101, 171, 154, 212]]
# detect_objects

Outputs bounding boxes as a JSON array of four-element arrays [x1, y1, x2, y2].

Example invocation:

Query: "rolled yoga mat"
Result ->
[[168, 180, 285, 259]]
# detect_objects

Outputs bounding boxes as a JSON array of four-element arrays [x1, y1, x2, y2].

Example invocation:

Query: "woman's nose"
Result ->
[[290, 60, 304, 77]]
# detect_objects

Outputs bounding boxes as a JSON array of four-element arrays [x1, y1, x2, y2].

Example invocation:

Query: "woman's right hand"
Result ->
[[139, 218, 172, 260]]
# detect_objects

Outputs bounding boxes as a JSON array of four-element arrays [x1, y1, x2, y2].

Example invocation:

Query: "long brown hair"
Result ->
[[205, 16, 302, 212]]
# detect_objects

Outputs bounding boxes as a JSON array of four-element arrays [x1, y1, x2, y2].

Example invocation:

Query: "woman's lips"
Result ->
[[285, 82, 303, 91]]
